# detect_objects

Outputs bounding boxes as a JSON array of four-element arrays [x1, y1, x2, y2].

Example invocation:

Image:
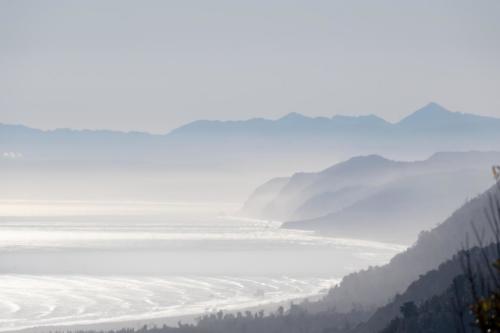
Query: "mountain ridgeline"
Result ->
[[2, 103, 500, 165], [314, 182, 500, 313], [3, 103, 500, 201], [241, 151, 500, 243]]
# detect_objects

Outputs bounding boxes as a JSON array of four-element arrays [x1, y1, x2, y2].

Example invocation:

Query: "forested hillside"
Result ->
[[318, 182, 500, 312]]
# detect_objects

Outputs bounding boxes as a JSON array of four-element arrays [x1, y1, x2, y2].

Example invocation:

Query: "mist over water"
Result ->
[[0, 200, 402, 331], [1, 1, 499, 331]]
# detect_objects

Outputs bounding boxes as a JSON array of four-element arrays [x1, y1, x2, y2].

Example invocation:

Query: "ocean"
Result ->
[[0, 200, 404, 331]]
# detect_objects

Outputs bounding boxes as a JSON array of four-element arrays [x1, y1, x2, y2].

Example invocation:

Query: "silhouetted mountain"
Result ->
[[376, 278, 473, 333], [398, 102, 500, 132], [240, 177, 290, 215], [314, 182, 500, 313], [285, 169, 494, 243], [168, 102, 500, 140], [352, 243, 498, 333], [3, 103, 500, 165], [242, 151, 499, 242], [242, 155, 404, 220], [3, 103, 500, 202], [0, 123, 160, 161], [168, 112, 391, 138]]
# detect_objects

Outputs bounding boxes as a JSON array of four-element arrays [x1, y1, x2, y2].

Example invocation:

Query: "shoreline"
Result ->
[[8, 294, 326, 333]]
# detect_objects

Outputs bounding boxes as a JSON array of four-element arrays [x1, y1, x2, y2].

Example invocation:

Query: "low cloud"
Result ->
[[2, 152, 23, 159]]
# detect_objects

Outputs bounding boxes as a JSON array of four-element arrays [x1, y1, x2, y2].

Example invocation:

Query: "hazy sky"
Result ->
[[1, 0, 500, 133]]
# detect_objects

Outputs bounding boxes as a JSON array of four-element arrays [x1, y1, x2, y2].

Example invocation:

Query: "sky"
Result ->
[[1, 0, 500, 133]]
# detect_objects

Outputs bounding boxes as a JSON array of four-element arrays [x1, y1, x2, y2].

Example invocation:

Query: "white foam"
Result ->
[[0, 275, 338, 332], [0, 200, 404, 331]]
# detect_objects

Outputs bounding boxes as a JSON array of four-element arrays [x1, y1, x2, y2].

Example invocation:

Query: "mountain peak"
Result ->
[[398, 102, 454, 125], [320, 154, 395, 175], [417, 102, 450, 113], [347, 154, 393, 165], [410, 102, 451, 116], [278, 112, 309, 121]]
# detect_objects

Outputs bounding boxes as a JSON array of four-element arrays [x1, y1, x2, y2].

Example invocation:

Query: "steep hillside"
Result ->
[[285, 169, 493, 243], [314, 182, 500, 312], [259, 155, 406, 221], [353, 243, 498, 333], [240, 177, 290, 217], [243, 152, 499, 243]]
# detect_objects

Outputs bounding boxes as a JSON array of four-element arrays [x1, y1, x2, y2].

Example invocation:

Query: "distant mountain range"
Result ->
[[169, 102, 500, 137], [2, 103, 500, 165], [242, 151, 500, 243], [2, 102, 500, 201]]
